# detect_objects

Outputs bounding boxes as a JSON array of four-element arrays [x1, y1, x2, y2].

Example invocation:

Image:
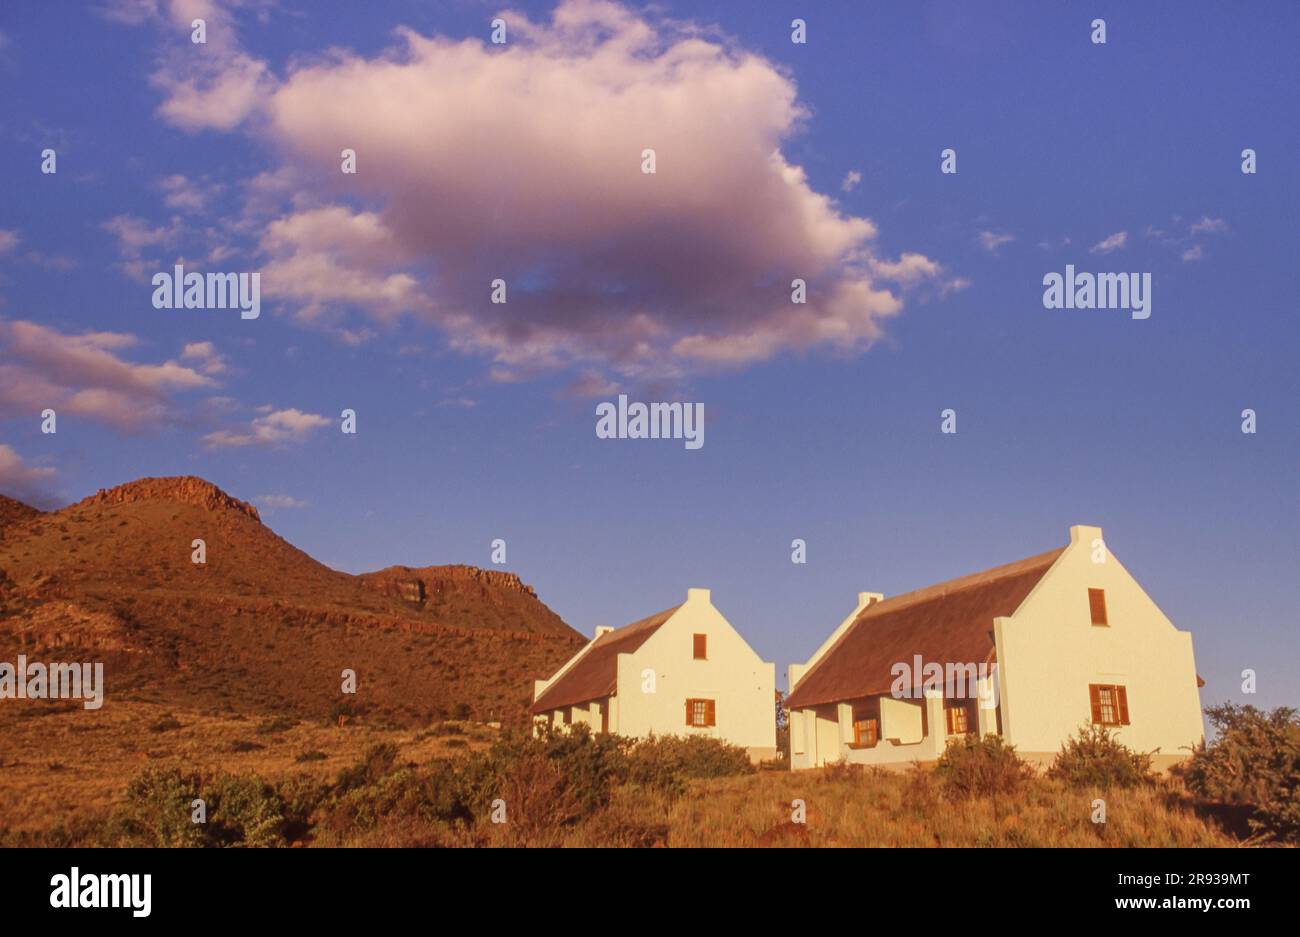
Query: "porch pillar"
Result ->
[[975, 674, 998, 738], [924, 688, 946, 758], [836, 702, 854, 753]]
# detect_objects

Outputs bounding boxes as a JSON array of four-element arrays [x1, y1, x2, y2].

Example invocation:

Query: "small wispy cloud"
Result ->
[[0, 229, 19, 255], [1089, 231, 1128, 255], [160, 173, 223, 213], [180, 341, 229, 376], [977, 231, 1015, 254], [1181, 244, 1204, 263], [255, 494, 308, 510], [0, 319, 215, 432], [202, 408, 331, 449], [562, 371, 619, 399], [841, 170, 862, 193], [0, 444, 59, 509], [1189, 216, 1228, 236]]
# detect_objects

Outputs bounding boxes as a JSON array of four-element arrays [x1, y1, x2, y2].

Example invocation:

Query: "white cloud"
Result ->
[[120, 0, 954, 382], [201, 407, 330, 448], [0, 320, 216, 431], [160, 173, 222, 212], [102, 0, 278, 131], [1089, 231, 1128, 255], [258, 206, 426, 334], [1189, 216, 1228, 236], [841, 170, 862, 192], [1181, 244, 1204, 263], [180, 340, 228, 375], [255, 494, 308, 510], [155, 51, 274, 131], [977, 231, 1014, 254], [0, 445, 58, 509], [0, 230, 19, 255]]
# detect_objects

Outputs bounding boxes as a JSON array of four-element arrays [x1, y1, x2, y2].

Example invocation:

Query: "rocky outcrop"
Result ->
[[73, 476, 261, 522], [362, 564, 540, 602]]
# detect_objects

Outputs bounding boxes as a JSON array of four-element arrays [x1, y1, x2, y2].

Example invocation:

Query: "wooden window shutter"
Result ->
[[693, 634, 707, 659], [1088, 684, 1102, 723], [944, 706, 955, 735], [705, 699, 716, 726], [1088, 588, 1108, 625], [1116, 686, 1130, 725], [685, 699, 693, 726]]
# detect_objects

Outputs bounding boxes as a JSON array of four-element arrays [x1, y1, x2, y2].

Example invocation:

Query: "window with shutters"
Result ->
[[1088, 588, 1109, 626], [685, 698, 715, 727], [851, 718, 878, 748], [693, 633, 707, 659], [1089, 684, 1130, 726], [945, 702, 969, 735]]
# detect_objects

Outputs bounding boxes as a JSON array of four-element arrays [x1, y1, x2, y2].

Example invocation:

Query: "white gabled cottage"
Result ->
[[530, 588, 777, 762], [786, 526, 1204, 771]]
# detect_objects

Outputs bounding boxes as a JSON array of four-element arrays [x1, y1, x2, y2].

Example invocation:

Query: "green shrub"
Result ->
[[627, 734, 754, 786], [276, 773, 328, 842], [333, 742, 399, 792], [317, 745, 472, 838], [204, 774, 287, 848], [1049, 725, 1154, 790], [99, 768, 291, 847], [483, 724, 629, 818], [1177, 703, 1300, 843], [936, 734, 1034, 799], [490, 750, 584, 845], [100, 767, 206, 847]]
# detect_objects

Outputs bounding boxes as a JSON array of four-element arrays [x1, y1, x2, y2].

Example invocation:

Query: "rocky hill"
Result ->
[[0, 476, 582, 724]]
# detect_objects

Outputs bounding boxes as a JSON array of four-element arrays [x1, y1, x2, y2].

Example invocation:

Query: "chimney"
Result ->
[[686, 587, 711, 604], [1069, 524, 1103, 546]]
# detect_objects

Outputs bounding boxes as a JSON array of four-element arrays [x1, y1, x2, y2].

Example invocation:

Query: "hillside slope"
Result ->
[[0, 494, 41, 538], [0, 477, 582, 724]]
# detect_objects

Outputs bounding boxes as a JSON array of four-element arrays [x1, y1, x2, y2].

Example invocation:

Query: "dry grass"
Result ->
[[661, 768, 1235, 847], [0, 700, 492, 834], [1, 703, 1241, 847]]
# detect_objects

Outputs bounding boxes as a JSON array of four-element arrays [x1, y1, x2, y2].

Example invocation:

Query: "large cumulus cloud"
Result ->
[[143, 0, 959, 383]]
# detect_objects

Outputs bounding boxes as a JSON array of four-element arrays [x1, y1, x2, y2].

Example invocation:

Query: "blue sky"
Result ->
[[1, 1, 1296, 710]]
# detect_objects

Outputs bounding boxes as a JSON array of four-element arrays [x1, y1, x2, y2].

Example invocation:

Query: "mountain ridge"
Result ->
[[0, 475, 582, 724]]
